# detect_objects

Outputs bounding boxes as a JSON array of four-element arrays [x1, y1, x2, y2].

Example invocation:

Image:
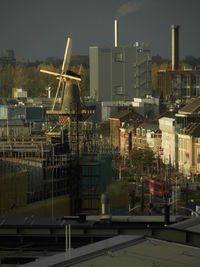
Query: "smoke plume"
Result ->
[[116, 1, 144, 18]]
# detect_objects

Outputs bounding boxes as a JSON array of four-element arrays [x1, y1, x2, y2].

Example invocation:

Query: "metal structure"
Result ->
[[0, 140, 78, 213], [2, 214, 200, 254]]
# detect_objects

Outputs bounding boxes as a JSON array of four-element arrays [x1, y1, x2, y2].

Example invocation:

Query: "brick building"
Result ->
[[109, 109, 143, 150]]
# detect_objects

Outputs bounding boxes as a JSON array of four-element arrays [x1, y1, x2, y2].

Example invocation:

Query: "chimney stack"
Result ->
[[171, 24, 180, 71], [114, 19, 118, 47]]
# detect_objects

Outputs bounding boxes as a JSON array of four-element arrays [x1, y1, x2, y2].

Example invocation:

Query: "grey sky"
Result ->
[[0, 0, 199, 61]]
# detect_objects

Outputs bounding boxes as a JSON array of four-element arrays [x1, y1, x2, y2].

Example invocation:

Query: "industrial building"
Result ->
[[90, 20, 152, 102], [158, 68, 200, 101], [158, 24, 200, 101]]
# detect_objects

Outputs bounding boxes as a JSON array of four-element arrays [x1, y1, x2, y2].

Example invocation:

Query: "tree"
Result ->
[[132, 147, 154, 175]]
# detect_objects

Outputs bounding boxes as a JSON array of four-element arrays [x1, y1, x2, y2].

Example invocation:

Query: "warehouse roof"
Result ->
[[21, 234, 200, 267]]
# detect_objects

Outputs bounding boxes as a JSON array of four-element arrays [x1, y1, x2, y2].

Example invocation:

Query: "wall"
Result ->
[[90, 43, 152, 102], [159, 117, 176, 166], [0, 170, 27, 213], [178, 134, 193, 175]]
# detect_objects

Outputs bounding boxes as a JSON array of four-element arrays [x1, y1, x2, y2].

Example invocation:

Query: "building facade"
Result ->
[[178, 123, 200, 175], [159, 117, 176, 166], [158, 69, 200, 101], [194, 140, 200, 174], [132, 122, 160, 153], [90, 42, 152, 102]]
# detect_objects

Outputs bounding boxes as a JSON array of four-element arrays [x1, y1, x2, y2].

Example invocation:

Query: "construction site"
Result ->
[[0, 37, 114, 217]]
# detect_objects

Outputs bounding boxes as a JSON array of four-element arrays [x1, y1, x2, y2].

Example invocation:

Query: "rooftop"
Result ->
[[139, 121, 159, 132], [109, 109, 134, 120], [183, 123, 200, 137], [169, 216, 200, 233], [21, 234, 200, 267], [179, 98, 200, 115]]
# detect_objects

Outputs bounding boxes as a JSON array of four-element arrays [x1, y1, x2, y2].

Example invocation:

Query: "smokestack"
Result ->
[[171, 24, 180, 71], [114, 19, 118, 47]]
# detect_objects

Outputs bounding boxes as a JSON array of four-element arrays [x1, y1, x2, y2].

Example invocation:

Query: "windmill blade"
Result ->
[[51, 37, 72, 111], [52, 76, 63, 111], [53, 38, 75, 111], [40, 69, 60, 77], [40, 69, 81, 81], [62, 37, 72, 74]]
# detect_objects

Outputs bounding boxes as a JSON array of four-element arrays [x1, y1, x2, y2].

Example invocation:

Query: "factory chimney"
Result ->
[[171, 24, 180, 71], [114, 19, 118, 47]]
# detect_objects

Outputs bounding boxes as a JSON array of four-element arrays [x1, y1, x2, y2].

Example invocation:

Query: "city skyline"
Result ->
[[0, 0, 199, 61]]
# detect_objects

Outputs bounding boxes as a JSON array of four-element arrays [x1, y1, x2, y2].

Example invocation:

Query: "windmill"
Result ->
[[40, 37, 95, 147], [40, 37, 81, 113]]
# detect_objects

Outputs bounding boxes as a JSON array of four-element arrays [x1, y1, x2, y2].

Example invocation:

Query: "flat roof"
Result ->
[[21, 235, 200, 267], [21, 235, 144, 267], [169, 216, 200, 233], [87, 215, 183, 223]]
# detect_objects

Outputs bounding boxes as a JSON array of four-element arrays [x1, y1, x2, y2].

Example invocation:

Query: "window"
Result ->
[[115, 53, 123, 62], [115, 86, 123, 95], [142, 129, 146, 136], [151, 133, 155, 138], [136, 128, 141, 136]]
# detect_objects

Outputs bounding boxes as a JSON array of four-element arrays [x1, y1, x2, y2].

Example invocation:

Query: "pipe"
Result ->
[[115, 19, 118, 47], [65, 224, 68, 256], [68, 224, 71, 258]]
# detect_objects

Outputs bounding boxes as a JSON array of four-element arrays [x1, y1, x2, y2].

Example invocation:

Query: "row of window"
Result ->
[[136, 128, 155, 137], [132, 138, 146, 144]]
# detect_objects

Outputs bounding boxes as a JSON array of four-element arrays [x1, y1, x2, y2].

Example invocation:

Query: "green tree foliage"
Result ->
[[0, 63, 89, 98], [132, 147, 154, 174]]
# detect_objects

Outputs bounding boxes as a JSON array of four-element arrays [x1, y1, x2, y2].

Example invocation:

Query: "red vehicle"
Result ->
[[145, 177, 170, 197]]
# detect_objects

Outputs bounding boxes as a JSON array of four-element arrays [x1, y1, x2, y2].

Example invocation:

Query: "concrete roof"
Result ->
[[21, 235, 144, 267], [21, 235, 200, 267], [169, 216, 200, 233]]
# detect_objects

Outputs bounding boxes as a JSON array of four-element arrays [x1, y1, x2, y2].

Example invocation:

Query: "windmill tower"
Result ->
[[40, 37, 95, 152]]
